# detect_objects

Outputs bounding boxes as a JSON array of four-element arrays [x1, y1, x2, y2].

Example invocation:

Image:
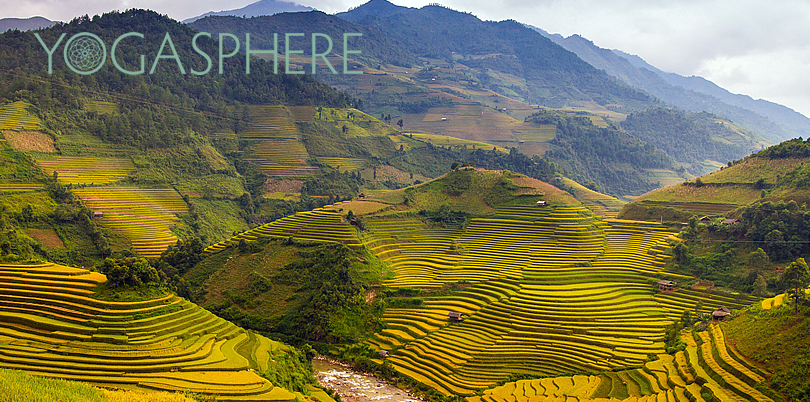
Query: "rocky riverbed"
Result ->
[[312, 358, 421, 402]]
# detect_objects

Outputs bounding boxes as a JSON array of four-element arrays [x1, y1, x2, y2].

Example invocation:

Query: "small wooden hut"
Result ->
[[448, 312, 464, 322], [712, 307, 731, 321]]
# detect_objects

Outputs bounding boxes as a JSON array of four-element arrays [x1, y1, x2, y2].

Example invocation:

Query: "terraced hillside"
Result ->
[[241, 105, 318, 177], [556, 177, 625, 218], [73, 187, 188, 257], [200, 170, 760, 396], [359, 207, 757, 395], [0, 101, 41, 131], [203, 204, 361, 254], [0, 262, 308, 401], [471, 324, 774, 402]]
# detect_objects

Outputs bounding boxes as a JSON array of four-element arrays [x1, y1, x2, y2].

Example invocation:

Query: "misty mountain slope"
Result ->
[[528, 25, 807, 143], [182, 0, 313, 23], [614, 48, 810, 142], [340, 2, 658, 111]]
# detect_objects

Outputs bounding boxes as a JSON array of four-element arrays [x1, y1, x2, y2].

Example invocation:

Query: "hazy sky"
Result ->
[[5, 0, 810, 118]]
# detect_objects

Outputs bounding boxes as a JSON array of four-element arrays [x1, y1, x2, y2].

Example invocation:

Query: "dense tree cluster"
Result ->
[[97, 257, 161, 287], [527, 109, 674, 196], [209, 243, 380, 345], [757, 137, 810, 159], [738, 201, 810, 261], [622, 108, 756, 175]]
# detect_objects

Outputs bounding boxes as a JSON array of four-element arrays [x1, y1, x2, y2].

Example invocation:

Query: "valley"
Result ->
[[1, 2, 809, 402]]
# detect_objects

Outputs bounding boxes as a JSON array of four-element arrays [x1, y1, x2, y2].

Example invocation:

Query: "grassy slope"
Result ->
[[360, 168, 578, 217], [0, 368, 195, 402], [619, 153, 810, 222], [721, 302, 810, 401], [185, 241, 305, 321]]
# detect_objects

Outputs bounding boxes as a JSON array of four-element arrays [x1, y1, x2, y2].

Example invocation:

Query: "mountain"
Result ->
[[0, 16, 56, 32], [528, 25, 809, 143], [336, 0, 410, 22], [182, 0, 313, 23], [614, 48, 810, 143], [338, 1, 657, 111], [189, 11, 420, 68]]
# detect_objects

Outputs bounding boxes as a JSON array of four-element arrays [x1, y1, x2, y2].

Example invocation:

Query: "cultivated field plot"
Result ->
[[316, 157, 367, 172], [203, 202, 761, 397], [239, 105, 318, 177], [317, 108, 398, 138], [1, 130, 55, 153], [0, 183, 44, 193], [0, 101, 41, 131], [0, 263, 304, 401], [36, 156, 135, 185], [472, 323, 773, 401], [84, 100, 117, 114], [73, 187, 188, 257], [406, 133, 508, 153]]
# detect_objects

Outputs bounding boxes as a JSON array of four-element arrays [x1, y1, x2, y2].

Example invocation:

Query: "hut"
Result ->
[[657, 280, 677, 293], [699, 216, 712, 223], [379, 350, 389, 358], [448, 312, 463, 322], [536, 200, 546, 207], [712, 307, 731, 321], [93, 211, 104, 218], [722, 219, 741, 226], [358, 193, 366, 198]]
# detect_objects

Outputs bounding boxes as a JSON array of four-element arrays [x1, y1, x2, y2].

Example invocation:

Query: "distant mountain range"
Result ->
[[182, 0, 313, 24], [529, 26, 810, 143], [0, 16, 57, 32]]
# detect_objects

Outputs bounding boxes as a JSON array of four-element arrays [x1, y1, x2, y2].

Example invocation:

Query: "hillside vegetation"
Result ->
[[617, 137, 810, 309], [190, 8, 705, 198], [621, 108, 769, 176]]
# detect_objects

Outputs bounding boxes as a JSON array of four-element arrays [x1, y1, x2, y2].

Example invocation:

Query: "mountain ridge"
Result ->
[[0, 16, 57, 32], [182, 0, 314, 24]]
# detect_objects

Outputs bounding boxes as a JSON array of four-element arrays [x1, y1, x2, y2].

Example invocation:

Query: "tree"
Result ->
[[783, 257, 810, 314], [753, 275, 768, 297], [749, 248, 769, 272], [397, 119, 404, 130]]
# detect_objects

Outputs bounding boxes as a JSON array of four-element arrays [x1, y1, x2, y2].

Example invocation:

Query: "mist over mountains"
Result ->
[[530, 26, 809, 143]]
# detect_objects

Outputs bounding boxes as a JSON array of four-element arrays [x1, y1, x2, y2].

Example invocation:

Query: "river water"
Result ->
[[312, 358, 421, 402]]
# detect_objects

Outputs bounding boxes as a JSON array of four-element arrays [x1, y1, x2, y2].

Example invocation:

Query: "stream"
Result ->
[[312, 358, 421, 402]]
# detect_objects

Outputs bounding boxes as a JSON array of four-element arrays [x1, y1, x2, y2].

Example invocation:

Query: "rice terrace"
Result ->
[[2, 2, 810, 402]]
